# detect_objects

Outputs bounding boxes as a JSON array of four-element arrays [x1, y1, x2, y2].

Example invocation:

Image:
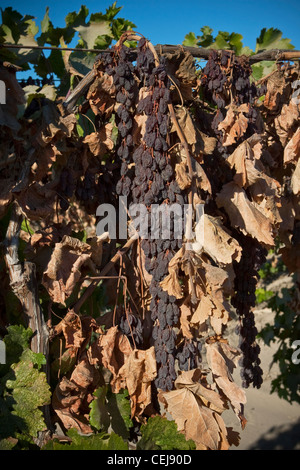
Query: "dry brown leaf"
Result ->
[[175, 161, 192, 190], [206, 342, 246, 425], [218, 104, 249, 146], [161, 387, 221, 450], [191, 295, 213, 326], [83, 124, 114, 157], [180, 303, 194, 339], [202, 215, 242, 265], [42, 235, 96, 305], [194, 161, 212, 193], [62, 315, 97, 354], [118, 347, 157, 418], [174, 369, 227, 414], [87, 74, 115, 117], [88, 232, 110, 266], [37, 113, 77, 146], [216, 181, 275, 247], [0, 179, 14, 218], [264, 71, 290, 113], [132, 87, 150, 144], [160, 270, 183, 299], [291, 158, 300, 195], [17, 182, 56, 221], [88, 326, 132, 393], [160, 247, 184, 299], [227, 138, 282, 226], [274, 98, 299, 146], [52, 353, 100, 434], [172, 106, 197, 145], [191, 292, 230, 335], [284, 128, 300, 165], [32, 144, 61, 182]]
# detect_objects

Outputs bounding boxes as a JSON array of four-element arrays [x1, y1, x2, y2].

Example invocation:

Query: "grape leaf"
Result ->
[[182, 32, 198, 48], [106, 387, 132, 439], [65, 5, 89, 28], [43, 428, 128, 450], [255, 27, 294, 52], [3, 349, 51, 441], [89, 386, 110, 432], [74, 21, 113, 49], [137, 416, 196, 450]]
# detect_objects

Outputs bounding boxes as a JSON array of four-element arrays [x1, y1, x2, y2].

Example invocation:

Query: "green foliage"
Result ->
[[258, 285, 300, 403], [255, 28, 294, 52], [183, 26, 295, 79], [0, 326, 51, 447], [89, 386, 110, 432], [43, 428, 128, 450], [0, 2, 136, 93], [137, 416, 196, 450], [89, 386, 132, 439], [255, 288, 274, 305]]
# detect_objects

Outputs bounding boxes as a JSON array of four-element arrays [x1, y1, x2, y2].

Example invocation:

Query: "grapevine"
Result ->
[[0, 15, 299, 451]]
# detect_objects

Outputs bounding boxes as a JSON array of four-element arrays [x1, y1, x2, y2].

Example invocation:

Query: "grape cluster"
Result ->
[[133, 39, 181, 390], [113, 46, 136, 199], [201, 51, 260, 159], [132, 38, 202, 391], [232, 236, 267, 389], [231, 56, 260, 135], [119, 310, 144, 347], [177, 339, 202, 371], [201, 50, 230, 109]]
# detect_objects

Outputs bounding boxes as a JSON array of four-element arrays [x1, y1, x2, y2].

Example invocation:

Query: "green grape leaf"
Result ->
[[65, 5, 89, 28], [251, 61, 276, 80], [1, 348, 50, 441], [255, 28, 295, 52], [183, 32, 198, 47], [2, 325, 32, 369], [111, 18, 136, 41], [106, 387, 132, 439], [0, 438, 18, 450], [74, 21, 113, 49], [89, 386, 110, 432], [43, 428, 128, 450], [68, 50, 97, 75], [41, 7, 50, 34], [137, 416, 196, 450], [105, 2, 123, 21], [197, 26, 214, 47]]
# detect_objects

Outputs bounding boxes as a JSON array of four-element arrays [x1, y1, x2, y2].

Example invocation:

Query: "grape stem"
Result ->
[[71, 234, 138, 314]]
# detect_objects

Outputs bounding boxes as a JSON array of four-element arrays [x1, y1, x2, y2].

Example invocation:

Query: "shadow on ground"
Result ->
[[247, 420, 300, 450]]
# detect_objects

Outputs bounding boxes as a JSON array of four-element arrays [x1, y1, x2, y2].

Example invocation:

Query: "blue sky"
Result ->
[[2, 0, 300, 51]]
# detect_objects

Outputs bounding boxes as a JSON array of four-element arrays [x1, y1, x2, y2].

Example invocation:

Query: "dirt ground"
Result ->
[[223, 274, 300, 450]]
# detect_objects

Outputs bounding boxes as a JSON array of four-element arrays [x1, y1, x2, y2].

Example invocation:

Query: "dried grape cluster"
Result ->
[[201, 49, 230, 109], [133, 38, 184, 391], [93, 38, 201, 390], [232, 236, 267, 388], [201, 50, 260, 158], [113, 45, 136, 200], [119, 310, 144, 348]]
